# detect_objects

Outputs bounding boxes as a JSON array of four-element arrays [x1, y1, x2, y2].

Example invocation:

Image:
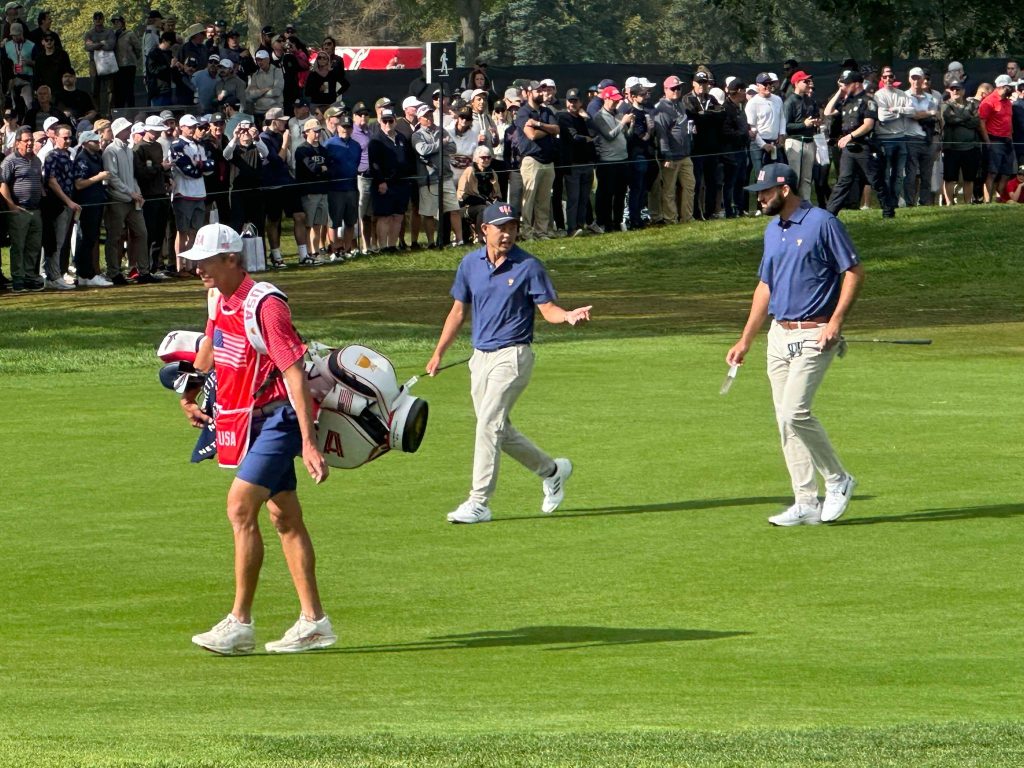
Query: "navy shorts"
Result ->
[[236, 405, 301, 496], [988, 137, 1016, 177]]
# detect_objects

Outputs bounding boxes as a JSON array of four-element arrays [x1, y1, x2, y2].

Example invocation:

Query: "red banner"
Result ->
[[339, 47, 424, 71]]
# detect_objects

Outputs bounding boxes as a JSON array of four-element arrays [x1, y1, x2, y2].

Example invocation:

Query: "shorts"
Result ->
[[172, 197, 206, 233], [328, 189, 359, 229], [236, 404, 301, 497], [419, 180, 459, 217], [264, 187, 296, 222], [357, 175, 372, 218], [987, 137, 1016, 177], [942, 147, 980, 182], [372, 180, 411, 217], [300, 193, 329, 226]]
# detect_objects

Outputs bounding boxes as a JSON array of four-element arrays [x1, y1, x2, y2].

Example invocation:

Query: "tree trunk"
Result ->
[[456, 0, 482, 66], [246, 0, 274, 53]]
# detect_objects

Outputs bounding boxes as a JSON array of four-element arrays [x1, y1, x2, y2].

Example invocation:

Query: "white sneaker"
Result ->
[[265, 614, 338, 653], [299, 255, 325, 266], [191, 614, 255, 655], [446, 500, 492, 524], [768, 503, 822, 527], [79, 274, 113, 287], [821, 474, 857, 522], [541, 458, 573, 514]]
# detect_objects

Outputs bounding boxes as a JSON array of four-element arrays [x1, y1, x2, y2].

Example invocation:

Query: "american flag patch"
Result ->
[[213, 329, 247, 368]]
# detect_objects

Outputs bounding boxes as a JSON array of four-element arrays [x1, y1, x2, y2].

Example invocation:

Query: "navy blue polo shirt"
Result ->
[[451, 245, 557, 351], [757, 201, 860, 320]]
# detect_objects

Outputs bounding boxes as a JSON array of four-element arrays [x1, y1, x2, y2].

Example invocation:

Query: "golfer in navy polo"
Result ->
[[727, 163, 864, 527], [426, 202, 593, 524]]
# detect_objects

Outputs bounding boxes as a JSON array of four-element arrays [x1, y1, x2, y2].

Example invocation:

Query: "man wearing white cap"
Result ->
[[103, 117, 150, 284], [170, 114, 215, 274], [246, 49, 283, 115], [136, 115, 174, 276], [177, 222, 336, 656], [903, 67, 940, 206], [979, 74, 1018, 199]]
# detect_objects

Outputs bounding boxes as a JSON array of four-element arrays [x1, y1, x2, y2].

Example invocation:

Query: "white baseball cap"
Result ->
[[254, 49, 270, 60], [908, 66, 925, 78], [178, 223, 243, 261], [539, 78, 556, 88], [179, 114, 200, 127], [401, 96, 421, 109], [995, 74, 1013, 87], [132, 121, 146, 135], [43, 116, 59, 131]]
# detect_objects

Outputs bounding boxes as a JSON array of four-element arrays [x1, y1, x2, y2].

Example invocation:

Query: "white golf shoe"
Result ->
[[265, 614, 337, 653], [541, 458, 573, 513], [768, 503, 822, 527], [821, 474, 857, 522], [191, 614, 255, 655], [447, 500, 493, 524]]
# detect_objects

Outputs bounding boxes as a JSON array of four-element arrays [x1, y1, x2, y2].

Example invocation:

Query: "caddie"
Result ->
[[178, 222, 336, 655]]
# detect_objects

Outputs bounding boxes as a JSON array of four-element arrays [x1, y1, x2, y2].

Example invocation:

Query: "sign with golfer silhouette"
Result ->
[[426, 41, 456, 81]]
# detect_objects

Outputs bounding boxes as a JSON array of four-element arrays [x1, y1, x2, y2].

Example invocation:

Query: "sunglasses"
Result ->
[[381, 118, 395, 124]]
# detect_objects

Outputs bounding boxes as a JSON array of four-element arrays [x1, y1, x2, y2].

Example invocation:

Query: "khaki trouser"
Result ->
[[519, 156, 555, 238], [659, 157, 695, 224], [469, 345, 556, 504], [104, 200, 149, 277], [766, 321, 846, 505], [784, 138, 815, 201]]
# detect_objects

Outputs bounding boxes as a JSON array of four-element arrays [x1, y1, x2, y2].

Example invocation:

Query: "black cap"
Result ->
[[947, 80, 964, 89], [839, 69, 864, 84], [755, 72, 772, 85], [352, 101, 369, 114], [744, 162, 799, 192], [285, 24, 296, 32], [211, 113, 225, 123], [294, 97, 310, 107], [215, 19, 226, 26], [694, 72, 711, 82], [261, 25, 273, 34], [147, 10, 163, 19], [225, 29, 239, 38], [565, 88, 581, 101]]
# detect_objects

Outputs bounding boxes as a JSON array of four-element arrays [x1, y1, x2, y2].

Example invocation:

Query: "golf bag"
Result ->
[[157, 332, 428, 470]]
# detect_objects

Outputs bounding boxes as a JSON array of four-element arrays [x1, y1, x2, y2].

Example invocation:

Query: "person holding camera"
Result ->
[[223, 120, 269, 235]]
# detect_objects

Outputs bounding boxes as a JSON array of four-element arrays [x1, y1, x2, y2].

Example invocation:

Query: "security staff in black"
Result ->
[[824, 70, 895, 219]]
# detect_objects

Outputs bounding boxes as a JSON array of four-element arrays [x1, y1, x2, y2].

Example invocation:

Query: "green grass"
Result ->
[[1, 206, 1023, 766]]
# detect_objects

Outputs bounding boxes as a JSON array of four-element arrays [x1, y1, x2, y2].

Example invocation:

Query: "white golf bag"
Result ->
[[304, 343, 429, 469], [157, 332, 428, 470]]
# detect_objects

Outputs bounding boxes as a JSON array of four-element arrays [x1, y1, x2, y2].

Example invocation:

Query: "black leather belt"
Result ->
[[254, 399, 288, 418]]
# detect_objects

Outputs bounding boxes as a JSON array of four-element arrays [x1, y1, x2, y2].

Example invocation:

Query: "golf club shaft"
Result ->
[[431, 356, 472, 374], [844, 339, 933, 345]]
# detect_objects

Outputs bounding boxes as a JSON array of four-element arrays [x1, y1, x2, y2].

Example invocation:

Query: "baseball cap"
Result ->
[[600, 86, 623, 101], [628, 84, 646, 97], [565, 88, 581, 101], [470, 88, 488, 99], [178, 223, 243, 261], [254, 49, 270, 60], [147, 10, 163, 19], [745, 83, 758, 94], [995, 74, 1013, 87], [339, 115, 353, 128], [352, 101, 370, 114], [375, 97, 393, 109], [693, 71, 711, 82], [302, 118, 321, 131], [42, 116, 59, 131], [503, 87, 519, 102], [159, 110, 174, 121], [415, 104, 432, 118], [539, 78, 556, 88], [294, 97, 310, 108], [482, 201, 519, 225], [790, 70, 812, 85], [664, 75, 683, 89], [947, 61, 963, 71], [261, 25, 273, 34], [380, 108, 396, 120], [908, 66, 925, 78], [78, 130, 101, 143], [767, 72, 779, 82], [755, 72, 772, 85], [131, 121, 146, 135], [144, 115, 166, 130], [264, 107, 285, 121], [744, 162, 799, 192], [402, 96, 421, 109], [93, 118, 111, 133], [179, 114, 199, 128], [237, 120, 253, 130], [210, 113, 225, 124], [598, 78, 616, 89], [947, 80, 964, 89], [839, 69, 864, 84], [208, 54, 221, 64], [219, 59, 234, 69], [323, 106, 343, 118]]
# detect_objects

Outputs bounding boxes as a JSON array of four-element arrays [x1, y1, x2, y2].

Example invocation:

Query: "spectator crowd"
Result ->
[[1, 5, 1023, 294]]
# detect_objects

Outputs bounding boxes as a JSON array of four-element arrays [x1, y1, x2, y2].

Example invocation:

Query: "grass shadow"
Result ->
[[334, 625, 751, 654], [840, 502, 1024, 526], [491, 496, 872, 522]]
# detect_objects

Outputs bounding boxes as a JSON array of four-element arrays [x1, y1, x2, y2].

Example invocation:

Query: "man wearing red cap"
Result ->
[[653, 75, 695, 224], [783, 71, 820, 200]]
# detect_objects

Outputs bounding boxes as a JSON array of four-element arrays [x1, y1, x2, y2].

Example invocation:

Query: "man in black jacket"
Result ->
[[684, 71, 724, 220], [783, 70, 820, 200], [556, 88, 595, 236]]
